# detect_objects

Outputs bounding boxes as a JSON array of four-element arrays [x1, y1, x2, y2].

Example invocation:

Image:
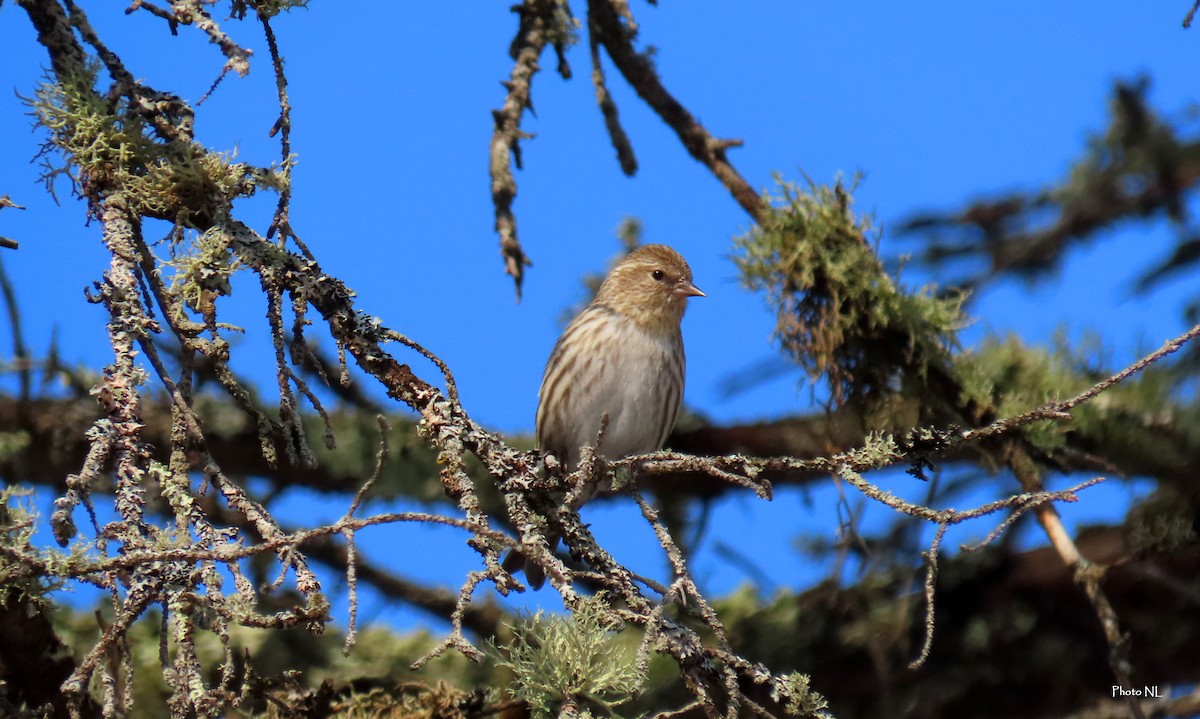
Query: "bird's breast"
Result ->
[[536, 309, 685, 468]]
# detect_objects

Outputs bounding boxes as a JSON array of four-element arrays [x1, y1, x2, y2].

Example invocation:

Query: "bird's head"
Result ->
[[594, 244, 704, 331]]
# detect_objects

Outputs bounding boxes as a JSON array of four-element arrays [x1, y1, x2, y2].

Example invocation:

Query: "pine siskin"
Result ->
[[512, 244, 704, 587]]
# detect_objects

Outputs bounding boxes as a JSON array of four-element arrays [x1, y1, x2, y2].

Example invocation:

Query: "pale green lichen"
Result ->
[[954, 331, 1194, 463], [770, 672, 830, 717], [858, 430, 902, 465], [954, 333, 1091, 450], [0, 486, 65, 603], [489, 594, 640, 719], [231, 0, 310, 20], [733, 175, 967, 407], [1126, 487, 1196, 555], [165, 227, 242, 312], [29, 63, 283, 225], [0, 430, 31, 463]]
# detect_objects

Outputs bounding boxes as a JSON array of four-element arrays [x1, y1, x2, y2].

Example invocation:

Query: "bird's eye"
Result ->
[[651, 269, 666, 282]]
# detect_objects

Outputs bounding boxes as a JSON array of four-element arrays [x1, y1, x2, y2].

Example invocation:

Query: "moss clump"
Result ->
[[489, 594, 639, 719], [1126, 487, 1196, 555], [733, 176, 966, 410], [30, 64, 280, 226]]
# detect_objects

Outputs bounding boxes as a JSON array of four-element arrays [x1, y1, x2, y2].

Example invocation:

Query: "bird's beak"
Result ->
[[677, 281, 705, 298]]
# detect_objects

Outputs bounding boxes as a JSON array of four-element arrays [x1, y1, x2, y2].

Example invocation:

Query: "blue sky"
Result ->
[[0, 3, 1197, 629]]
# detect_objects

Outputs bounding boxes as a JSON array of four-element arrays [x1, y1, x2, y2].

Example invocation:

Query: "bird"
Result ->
[[509, 244, 704, 588]]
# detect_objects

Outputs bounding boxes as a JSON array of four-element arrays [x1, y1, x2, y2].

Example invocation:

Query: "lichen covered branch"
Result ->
[[587, 0, 764, 221], [490, 0, 578, 298]]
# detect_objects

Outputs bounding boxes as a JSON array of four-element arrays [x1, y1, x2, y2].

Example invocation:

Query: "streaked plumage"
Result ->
[[537, 245, 701, 477], [513, 244, 703, 586]]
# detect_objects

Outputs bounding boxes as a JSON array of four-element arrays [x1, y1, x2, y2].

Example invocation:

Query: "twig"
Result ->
[[412, 572, 489, 667], [170, 0, 252, 77], [964, 322, 1200, 442], [2, 510, 515, 582], [258, 11, 298, 247], [588, 30, 637, 175], [1011, 452, 1142, 719], [0, 195, 23, 250], [588, 0, 763, 221], [0, 256, 30, 405], [490, 0, 557, 299], [908, 523, 946, 670], [342, 415, 389, 654], [124, 0, 178, 33]]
